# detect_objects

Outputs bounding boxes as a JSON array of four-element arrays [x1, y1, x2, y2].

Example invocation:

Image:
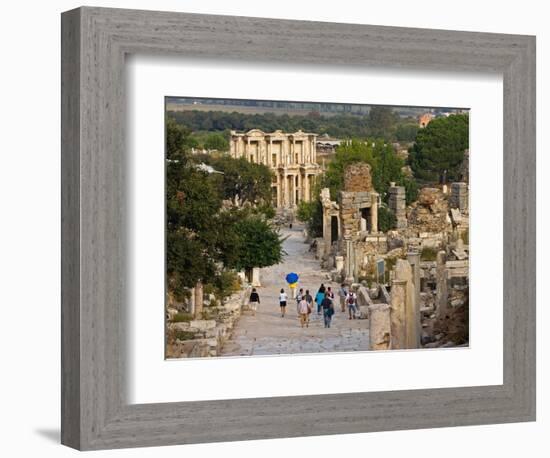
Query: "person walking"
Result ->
[[249, 288, 260, 316], [297, 295, 310, 328], [315, 288, 325, 315], [295, 288, 304, 306], [321, 293, 335, 328], [304, 289, 313, 323], [347, 290, 358, 320], [326, 286, 335, 308], [279, 288, 288, 317], [338, 283, 348, 312], [319, 283, 326, 294]]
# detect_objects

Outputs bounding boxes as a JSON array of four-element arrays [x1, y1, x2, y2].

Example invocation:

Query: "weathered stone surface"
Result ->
[[450, 182, 468, 212], [435, 251, 448, 319], [368, 303, 391, 350], [394, 259, 419, 348], [390, 279, 407, 349], [189, 319, 216, 331], [344, 163, 373, 192], [418, 187, 439, 206]]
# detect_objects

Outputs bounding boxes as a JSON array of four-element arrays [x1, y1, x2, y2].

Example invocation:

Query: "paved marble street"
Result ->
[[220, 224, 370, 356]]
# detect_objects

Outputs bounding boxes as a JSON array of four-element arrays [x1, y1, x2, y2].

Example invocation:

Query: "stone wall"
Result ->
[[166, 291, 244, 358], [343, 162, 373, 192], [408, 187, 450, 233], [388, 184, 407, 228]]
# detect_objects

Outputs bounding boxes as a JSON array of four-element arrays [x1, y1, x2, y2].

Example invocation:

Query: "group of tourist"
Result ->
[[249, 283, 358, 329]]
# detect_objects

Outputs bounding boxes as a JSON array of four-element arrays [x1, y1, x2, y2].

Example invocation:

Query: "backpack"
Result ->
[[347, 295, 355, 305]]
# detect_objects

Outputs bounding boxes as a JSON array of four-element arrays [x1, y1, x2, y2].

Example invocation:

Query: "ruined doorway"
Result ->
[[331, 215, 339, 244], [360, 207, 372, 232]]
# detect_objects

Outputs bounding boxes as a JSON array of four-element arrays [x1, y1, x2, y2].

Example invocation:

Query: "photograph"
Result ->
[[165, 97, 470, 358]]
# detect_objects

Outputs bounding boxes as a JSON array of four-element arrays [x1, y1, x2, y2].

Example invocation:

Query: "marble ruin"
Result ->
[[314, 159, 470, 351], [229, 129, 322, 208]]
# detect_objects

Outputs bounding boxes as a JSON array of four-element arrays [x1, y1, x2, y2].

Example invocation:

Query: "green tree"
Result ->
[[230, 216, 284, 271], [409, 114, 469, 182], [367, 106, 398, 140], [296, 199, 323, 238], [377, 206, 397, 232], [204, 132, 229, 151], [395, 123, 419, 142], [208, 156, 273, 206]]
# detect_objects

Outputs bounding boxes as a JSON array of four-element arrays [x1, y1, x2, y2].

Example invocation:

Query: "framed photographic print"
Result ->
[[61, 6, 536, 450]]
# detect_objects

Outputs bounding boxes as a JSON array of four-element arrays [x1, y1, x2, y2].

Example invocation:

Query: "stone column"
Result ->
[[251, 267, 261, 287], [283, 172, 288, 207], [276, 173, 281, 208], [450, 182, 468, 212], [188, 287, 196, 316], [304, 174, 310, 202], [194, 281, 203, 318], [368, 304, 391, 350], [371, 192, 379, 234], [407, 251, 421, 343], [388, 184, 407, 228], [436, 251, 448, 319], [345, 239, 355, 283], [394, 259, 419, 348], [288, 174, 296, 207], [390, 279, 407, 349]]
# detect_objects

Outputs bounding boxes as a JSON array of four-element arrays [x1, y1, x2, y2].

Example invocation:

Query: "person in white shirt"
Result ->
[[347, 290, 358, 320], [279, 289, 288, 317]]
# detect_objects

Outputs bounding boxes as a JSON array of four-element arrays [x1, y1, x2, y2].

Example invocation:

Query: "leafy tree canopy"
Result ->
[[230, 216, 284, 271], [204, 132, 229, 151], [409, 114, 469, 182], [168, 108, 417, 142], [165, 117, 283, 298]]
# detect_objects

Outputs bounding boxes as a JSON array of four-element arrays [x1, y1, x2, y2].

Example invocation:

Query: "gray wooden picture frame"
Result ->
[[61, 6, 536, 451]]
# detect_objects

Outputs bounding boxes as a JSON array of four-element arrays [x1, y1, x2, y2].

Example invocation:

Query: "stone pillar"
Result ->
[[390, 279, 407, 349], [304, 174, 310, 202], [407, 251, 421, 343], [368, 304, 391, 350], [283, 172, 289, 207], [345, 239, 355, 283], [194, 282, 203, 318], [436, 251, 448, 319], [276, 173, 281, 208], [290, 175, 295, 206], [371, 192, 379, 234], [394, 259, 419, 348], [188, 287, 196, 316], [388, 184, 407, 229], [251, 267, 261, 287], [450, 182, 468, 212]]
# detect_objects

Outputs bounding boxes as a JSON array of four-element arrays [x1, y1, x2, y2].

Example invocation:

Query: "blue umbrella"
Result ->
[[285, 272, 299, 284]]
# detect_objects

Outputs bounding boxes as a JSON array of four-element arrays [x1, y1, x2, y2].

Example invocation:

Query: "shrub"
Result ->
[[420, 247, 438, 261], [377, 206, 397, 232], [213, 270, 241, 300], [171, 312, 193, 323], [174, 330, 197, 341]]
